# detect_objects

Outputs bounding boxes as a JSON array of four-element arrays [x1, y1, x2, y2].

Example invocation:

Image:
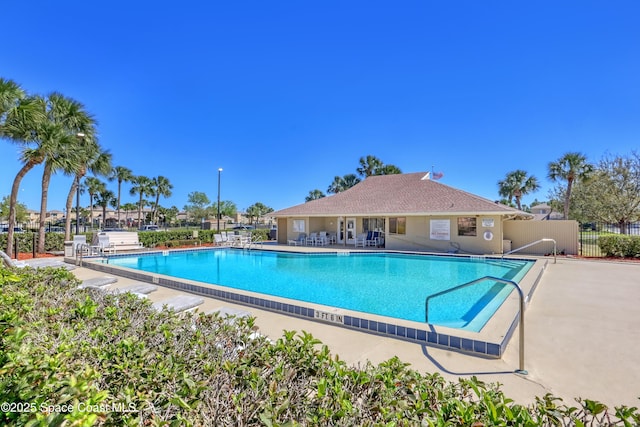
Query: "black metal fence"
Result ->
[[578, 221, 640, 257]]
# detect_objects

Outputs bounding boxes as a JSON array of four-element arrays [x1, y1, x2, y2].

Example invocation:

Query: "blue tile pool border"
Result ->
[[68, 247, 545, 359]]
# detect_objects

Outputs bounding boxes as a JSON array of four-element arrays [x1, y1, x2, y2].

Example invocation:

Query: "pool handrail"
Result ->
[[75, 242, 94, 267], [425, 275, 528, 375], [503, 238, 556, 264]]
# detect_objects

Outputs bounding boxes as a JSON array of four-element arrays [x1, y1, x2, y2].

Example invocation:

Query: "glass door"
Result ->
[[346, 217, 356, 243]]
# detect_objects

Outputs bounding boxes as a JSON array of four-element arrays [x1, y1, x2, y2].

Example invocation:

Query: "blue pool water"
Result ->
[[106, 250, 533, 332]]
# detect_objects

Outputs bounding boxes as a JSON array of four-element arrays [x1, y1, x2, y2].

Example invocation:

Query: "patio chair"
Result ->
[[94, 234, 116, 254], [0, 250, 26, 268], [354, 233, 367, 248], [214, 234, 228, 246], [316, 231, 329, 246], [221, 231, 230, 245], [306, 232, 318, 246], [78, 276, 118, 289], [366, 231, 380, 247], [73, 235, 89, 255], [288, 233, 306, 246]]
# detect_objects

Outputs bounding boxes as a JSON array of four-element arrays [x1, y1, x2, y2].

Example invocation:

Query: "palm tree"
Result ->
[[121, 202, 138, 228], [327, 174, 361, 194], [85, 177, 105, 229], [305, 189, 325, 202], [63, 139, 112, 239], [1, 81, 44, 255], [129, 176, 154, 228], [0, 78, 24, 120], [548, 152, 594, 219], [150, 175, 173, 224], [357, 155, 384, 177], [35, 93, 96, 252], [342, 174, 360, 189], [377, 164, 402, 175], [109, 166, 133, 228], [497, 170, 540, 211], [95, 189, 115, 229]]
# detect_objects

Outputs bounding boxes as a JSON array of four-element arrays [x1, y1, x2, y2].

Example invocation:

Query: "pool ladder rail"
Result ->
[[502, 238, 556, 264], [424, 276, 528, 375]]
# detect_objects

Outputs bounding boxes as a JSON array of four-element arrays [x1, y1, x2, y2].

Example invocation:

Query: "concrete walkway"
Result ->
[[69, 256, 640, 409]]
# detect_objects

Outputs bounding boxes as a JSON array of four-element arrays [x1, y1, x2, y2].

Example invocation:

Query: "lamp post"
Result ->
[[75, 133, 85, 235], [217, 168, 223, 231]]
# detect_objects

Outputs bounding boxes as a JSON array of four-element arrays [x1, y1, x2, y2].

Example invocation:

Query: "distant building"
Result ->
[[530, 203, 563, 220]]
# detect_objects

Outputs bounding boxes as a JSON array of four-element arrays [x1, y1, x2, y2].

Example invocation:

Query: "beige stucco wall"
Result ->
[[280, 216, 339, 244], [384, 215, 505, 254], [276, 215, 582, 255], [503, 220, 578, 255]]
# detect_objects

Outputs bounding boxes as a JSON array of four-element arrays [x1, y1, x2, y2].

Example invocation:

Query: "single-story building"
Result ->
[[271, 172, 534, 254]]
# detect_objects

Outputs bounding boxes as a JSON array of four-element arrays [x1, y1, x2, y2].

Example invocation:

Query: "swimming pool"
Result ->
[[105, 249, 533, 332]]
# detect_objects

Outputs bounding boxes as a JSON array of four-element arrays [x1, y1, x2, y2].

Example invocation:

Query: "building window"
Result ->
[[363, 217, 385, 232], [457, 217, 477, 236], [292, 219, 305, 232], [389, 217, 406, 234]]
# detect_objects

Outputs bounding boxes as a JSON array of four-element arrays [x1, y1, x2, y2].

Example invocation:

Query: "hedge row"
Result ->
[[598, 235, 640, 258], [1, 266, 638, 426], [0, 229, 272, 254], [138, 229, 270, 248], [0, 232, 66, 254]]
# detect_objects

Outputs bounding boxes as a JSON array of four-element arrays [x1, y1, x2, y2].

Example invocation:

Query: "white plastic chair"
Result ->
[[306, 232, 318, 246]]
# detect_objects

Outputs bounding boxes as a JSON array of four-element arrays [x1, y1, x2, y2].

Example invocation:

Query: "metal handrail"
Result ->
[[503, 238, 556, 263], [425, 275, 528, 374], [75, 243, 92, 267]]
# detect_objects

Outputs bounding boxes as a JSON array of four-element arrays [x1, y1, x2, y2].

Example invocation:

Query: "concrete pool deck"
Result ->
[[66, 252, 639, 409]]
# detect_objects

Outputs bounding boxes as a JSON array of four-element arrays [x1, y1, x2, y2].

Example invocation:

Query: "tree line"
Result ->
[[303, 151, 640, 230], [0, 78, 177, 255]]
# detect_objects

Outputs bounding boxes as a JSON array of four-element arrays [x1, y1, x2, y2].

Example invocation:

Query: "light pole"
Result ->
[[75, 133, 85, 235], [217, 168, 223, 231]]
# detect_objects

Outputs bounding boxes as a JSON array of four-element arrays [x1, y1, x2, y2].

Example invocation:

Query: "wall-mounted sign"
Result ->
[[482, 218, 495, 228], [430, 219, 451, 241]]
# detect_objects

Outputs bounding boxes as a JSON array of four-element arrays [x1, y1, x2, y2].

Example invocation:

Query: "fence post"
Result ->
[[33, 233, 37, 258], [14, 236, 18, 259]]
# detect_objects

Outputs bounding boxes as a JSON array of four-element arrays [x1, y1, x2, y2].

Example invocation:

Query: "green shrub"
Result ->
[[1, 266, 638, 425], [598, 234, 640, 257], [0, 232, 70, 254]]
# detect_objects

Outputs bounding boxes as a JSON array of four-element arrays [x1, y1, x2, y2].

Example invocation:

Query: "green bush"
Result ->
[[0, 232, 70, 254], [1, 266, 638, 425], [598, 234, 640, 257]]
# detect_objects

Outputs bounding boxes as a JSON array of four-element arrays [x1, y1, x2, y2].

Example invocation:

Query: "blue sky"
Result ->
[[2, 1, 639, 214]]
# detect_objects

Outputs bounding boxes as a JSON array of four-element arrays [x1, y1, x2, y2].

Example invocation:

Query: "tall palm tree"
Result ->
[[357, 155, 384, 177], [121, 202, 138, 228], [2, 94, 48, 255], [85, 177, 105, 229], [377, 164, 402, 175], [95, 189, 115, 229], [305, 189, 325, 202], [65, 180, 85, 235], [327, 174, 361, 194], [63, 138, 112, 239], [35, 93, 96, 252], [129, 176, 154, 227], [150, 175, 173, 224], [548, 152, 594, 219], [1, 80, 44, 255], [109, 166, 133, 228], [497, 170, 540, 211], [0, 78, 24, 120]]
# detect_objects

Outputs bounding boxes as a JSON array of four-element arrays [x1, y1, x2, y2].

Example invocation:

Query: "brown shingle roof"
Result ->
[[272, 172, 531, 218]]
